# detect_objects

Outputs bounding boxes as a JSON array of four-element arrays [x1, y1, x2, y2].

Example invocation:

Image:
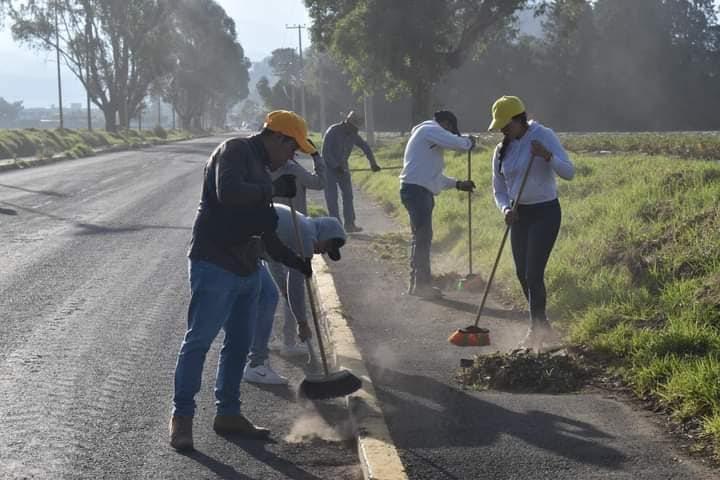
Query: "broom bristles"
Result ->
[[299, 369, 362, 400], [448, 326, 491, 347]]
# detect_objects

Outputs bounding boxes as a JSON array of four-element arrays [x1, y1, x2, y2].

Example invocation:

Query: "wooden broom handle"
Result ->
[[288, 202, 331, 377]]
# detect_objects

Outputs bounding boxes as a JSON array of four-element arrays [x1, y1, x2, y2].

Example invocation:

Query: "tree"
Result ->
[[163, 0, 250, 130], [305, 0, 528, 123], [0, 97, 23, 126], [10, 0, 176, 131]]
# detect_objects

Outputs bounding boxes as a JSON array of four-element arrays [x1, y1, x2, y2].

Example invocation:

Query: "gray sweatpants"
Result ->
[[267, 261, 306, 346]]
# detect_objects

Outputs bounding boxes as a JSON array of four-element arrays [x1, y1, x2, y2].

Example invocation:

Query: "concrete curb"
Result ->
[[311, 256, 408, 480]]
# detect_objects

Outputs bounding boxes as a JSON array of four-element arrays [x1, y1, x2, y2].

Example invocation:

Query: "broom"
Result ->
[[448, 155, 536, 347], [288, 202, 362, 399]]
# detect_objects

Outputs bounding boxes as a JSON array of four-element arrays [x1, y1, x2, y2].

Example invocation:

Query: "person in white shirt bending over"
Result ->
[[489, 96, 575, 350], [400, 110, 476, 299]]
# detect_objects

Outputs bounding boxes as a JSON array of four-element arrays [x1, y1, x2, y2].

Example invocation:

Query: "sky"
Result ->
[[0, 0, 312, 108]]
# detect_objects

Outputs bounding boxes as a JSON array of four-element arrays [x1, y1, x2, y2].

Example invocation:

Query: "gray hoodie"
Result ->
[[272, 204, 346, 259]]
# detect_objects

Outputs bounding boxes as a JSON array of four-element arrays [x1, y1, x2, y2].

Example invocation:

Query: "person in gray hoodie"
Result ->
[[244, 205, 346, 384]]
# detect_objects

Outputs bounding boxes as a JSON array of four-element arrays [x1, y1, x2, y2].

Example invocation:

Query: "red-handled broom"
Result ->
[[449, 155, 536, 347]]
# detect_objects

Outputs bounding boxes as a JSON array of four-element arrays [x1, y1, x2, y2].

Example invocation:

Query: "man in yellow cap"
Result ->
[[169, 110, 316, 452]]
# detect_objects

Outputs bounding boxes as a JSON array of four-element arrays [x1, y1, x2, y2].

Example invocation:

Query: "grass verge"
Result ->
[[345, 135, 720, 457], [0, 127, 194, 161]]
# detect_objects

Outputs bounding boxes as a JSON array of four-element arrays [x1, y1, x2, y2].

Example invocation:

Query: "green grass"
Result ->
[[343, 135, 720, 456], [0, 128, 194, 160]]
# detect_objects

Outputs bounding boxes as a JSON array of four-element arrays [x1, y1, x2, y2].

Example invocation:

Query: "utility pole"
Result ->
[[364, 93, 376, 147], [286, 24, 306, 119], [85, 14, 92, 131], [318, 52, 327, 133], [54, 0, 64, 129]]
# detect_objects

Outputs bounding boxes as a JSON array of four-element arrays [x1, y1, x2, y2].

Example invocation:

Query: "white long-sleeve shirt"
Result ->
[[492, 121, 574, 212], [400, 120, 473, 195]]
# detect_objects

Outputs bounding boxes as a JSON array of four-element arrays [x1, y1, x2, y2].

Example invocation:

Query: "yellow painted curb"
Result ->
[[311, 256, 409, 480]]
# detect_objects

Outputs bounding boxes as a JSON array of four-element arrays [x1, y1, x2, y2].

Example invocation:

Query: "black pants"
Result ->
[[510, 199, 561, 326]]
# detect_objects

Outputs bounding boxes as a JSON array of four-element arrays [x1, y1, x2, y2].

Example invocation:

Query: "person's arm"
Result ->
[[440, 174, 459, 191], [492, 146, 511, 212], [263, 230, 311, 275], [541, 129, 575, 180], [425, 125, 473, 151], [215, 141, 272, 206], [287, 156, 325, 191], [354, 134, 378, 168]]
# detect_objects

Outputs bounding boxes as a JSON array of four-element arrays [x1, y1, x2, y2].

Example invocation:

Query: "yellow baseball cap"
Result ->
[[264, 110, 317, 155], [488, 96, 526, 131]]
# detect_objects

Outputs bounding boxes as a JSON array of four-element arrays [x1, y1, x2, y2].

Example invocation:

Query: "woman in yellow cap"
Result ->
[[488, 96, 575, 350]]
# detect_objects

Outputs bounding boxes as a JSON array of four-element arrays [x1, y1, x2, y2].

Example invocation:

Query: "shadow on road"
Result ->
[[363, 362, 626, 471], [0, 200, 190, 234], [0, 183, 69, 197], [181, 449, 255, 480], [422, 295, 526, 321], [224, 437, 326, 480], [0, 207, 18, 215], [137, 141, 221, 157]]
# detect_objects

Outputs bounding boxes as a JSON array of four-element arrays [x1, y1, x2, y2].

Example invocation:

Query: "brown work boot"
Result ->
[[213, 414, 271, 439], [169, 415, 194, 452]]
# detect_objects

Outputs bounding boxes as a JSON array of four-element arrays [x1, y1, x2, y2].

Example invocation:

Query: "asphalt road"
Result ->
[[308, 185, 719, 480], [0, 138, 361, 480]]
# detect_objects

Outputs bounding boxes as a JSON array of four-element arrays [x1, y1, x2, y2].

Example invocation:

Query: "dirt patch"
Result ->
[[457, 348, 592, 394]]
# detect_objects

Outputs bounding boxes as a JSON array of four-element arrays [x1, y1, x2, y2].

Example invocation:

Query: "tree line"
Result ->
[[3, 0, 250, 132], [258, 0, 720, 132]]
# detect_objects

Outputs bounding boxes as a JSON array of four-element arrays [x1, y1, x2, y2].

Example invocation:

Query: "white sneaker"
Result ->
[[243, 361, 289, 385], [280, 342, 309, 357]]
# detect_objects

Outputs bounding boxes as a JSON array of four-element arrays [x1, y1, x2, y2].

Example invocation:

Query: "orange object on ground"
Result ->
[[448, 326, 490, 347]]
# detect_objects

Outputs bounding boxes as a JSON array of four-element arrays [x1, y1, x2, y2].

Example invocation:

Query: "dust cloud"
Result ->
[[284, 408, 354, 443]]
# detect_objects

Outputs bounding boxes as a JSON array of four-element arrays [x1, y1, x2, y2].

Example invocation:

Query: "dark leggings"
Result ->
[[510, 199, 561, 326]]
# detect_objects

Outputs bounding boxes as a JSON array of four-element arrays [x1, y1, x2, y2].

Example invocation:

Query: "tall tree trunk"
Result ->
[[102, 106, 118, 132], [410, 82, 432, 126], [179, 113, 192, 130]]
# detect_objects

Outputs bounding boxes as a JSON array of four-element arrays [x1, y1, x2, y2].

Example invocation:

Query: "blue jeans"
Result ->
[[267, 261, 305, 345], [172, 259, 260, 418], [247, 262, 280, 366], [324, 168, 356, 226], [400, 183, 435, 289], [510, 199, 561, 326]]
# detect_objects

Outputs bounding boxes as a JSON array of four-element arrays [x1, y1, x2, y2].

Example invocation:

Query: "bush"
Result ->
[[152, 125, 168, 139]]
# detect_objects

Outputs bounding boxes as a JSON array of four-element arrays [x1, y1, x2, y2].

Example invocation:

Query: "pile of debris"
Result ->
[[458, 348, 591, 394]]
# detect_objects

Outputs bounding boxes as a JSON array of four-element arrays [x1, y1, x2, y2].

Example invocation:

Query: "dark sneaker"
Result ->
[[411, 284, 442, 299], [213, 414, 271, 439], [169, 416, 194, 452], [344, 224, 363, 233]]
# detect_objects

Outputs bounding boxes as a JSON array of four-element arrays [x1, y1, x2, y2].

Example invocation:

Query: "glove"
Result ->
[[298, 258, 312, 278], [467, 135, 477, 151], [272, 174, 297, 198], [371, 164, 382, 172], [456, 180, 476, 192]]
